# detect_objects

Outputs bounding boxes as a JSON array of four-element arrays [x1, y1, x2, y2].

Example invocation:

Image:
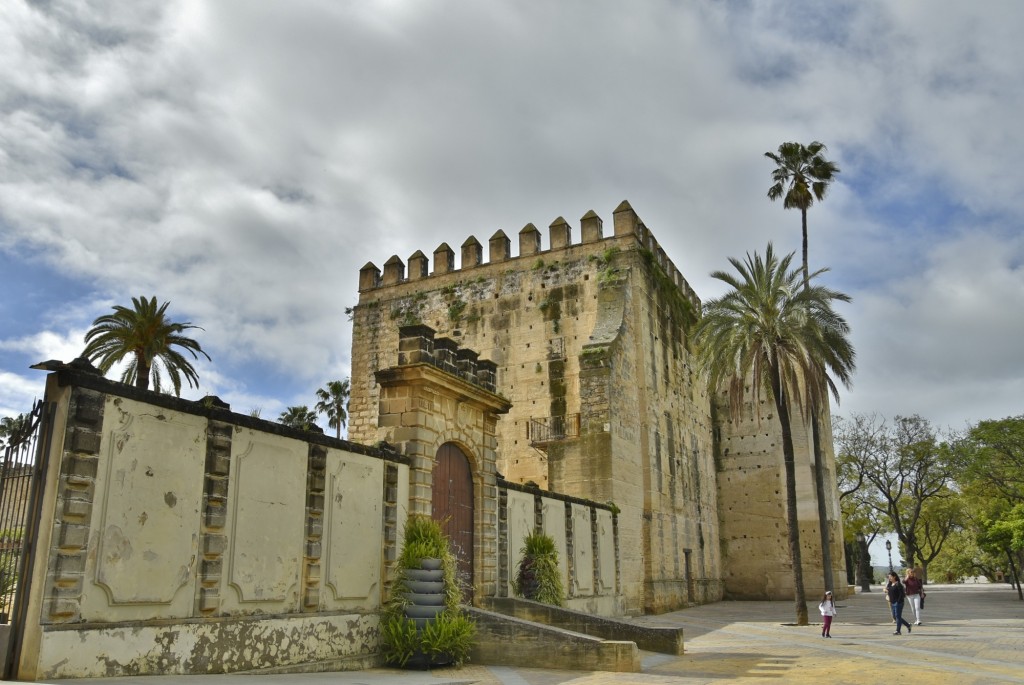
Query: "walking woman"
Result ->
[[885, 571, 913, 635], [904, 568, 923, 625]]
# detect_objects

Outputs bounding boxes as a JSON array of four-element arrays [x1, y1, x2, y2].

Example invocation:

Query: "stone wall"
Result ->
[[15, 356, 622, 679], [17, 369, 409, 680], [715, 387, 848, 599], [500, 482, 620, 615]]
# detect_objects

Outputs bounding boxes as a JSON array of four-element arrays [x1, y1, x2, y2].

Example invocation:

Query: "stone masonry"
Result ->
[[349, 200, 847, 612]]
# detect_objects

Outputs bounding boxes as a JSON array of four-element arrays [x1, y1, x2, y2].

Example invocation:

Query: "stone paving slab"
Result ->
[[48, 583, 1024, 685]]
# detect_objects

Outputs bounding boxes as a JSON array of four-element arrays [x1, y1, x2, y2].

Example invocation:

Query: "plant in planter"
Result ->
[[513, 530, 564, 606], [380, 515, 475, 668]]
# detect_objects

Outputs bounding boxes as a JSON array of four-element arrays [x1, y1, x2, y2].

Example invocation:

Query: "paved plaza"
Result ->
[[50, 583, 1023, 685]]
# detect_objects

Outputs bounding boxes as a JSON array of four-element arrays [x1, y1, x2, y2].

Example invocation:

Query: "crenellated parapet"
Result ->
[[358, 200, 700, 310], [396, 324, 498, 393]]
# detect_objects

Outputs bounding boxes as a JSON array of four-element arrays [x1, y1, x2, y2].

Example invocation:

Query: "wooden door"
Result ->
[[431, 443, 474, 601]]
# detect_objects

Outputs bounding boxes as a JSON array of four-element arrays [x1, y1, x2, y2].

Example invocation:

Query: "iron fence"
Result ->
[[0, 399, 47, 624]]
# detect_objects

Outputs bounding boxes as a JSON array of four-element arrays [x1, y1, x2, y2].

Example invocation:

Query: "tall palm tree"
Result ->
[[695, 245, 855, 625], [315, 379, 350, 439], [82, 296, 211, 396], [0, 413, 31, 450], [766, 141, 842, 593], [279, 405, 318, 430], [765, 141, 840, 286]]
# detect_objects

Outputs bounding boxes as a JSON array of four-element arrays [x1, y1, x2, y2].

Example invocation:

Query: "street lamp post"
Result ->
[[885, 540, 894, 572], [856, 532, 872, 592]]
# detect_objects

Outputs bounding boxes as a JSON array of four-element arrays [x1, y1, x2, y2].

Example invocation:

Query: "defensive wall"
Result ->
[[10, 353, 619, 679], [349, 200, 846, 608]]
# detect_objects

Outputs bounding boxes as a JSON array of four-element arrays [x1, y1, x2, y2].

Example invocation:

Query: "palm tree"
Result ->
[[315, 379, 350, 439], [279, 405, 318, 430], [766, 140, 841, 593], [765, 141, 840, 285], [0, 413, 31, 450], [694, 245, 855, 625], [82, 296, 211, 396]]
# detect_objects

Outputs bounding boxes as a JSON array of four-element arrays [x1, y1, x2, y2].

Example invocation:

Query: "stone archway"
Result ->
[[431, 442, 474, 601]]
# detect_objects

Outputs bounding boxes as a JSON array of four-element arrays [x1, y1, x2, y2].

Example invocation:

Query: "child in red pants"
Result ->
[[818, 590, 837, 637]]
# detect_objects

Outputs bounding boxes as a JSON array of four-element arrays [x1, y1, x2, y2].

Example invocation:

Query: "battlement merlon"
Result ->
[[357, 200, 701, 309]]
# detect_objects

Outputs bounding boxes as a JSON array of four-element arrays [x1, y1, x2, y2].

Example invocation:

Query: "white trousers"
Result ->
[[907, 593, 922, 622]]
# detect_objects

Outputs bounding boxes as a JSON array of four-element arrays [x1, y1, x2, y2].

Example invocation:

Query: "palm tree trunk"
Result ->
[[811, 403, 834, 593], [801, 208, 810, 287], [772, 362, 808, 625], [136, 355, 151, 390]]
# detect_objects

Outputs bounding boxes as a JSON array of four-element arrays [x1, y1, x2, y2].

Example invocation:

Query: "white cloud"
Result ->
[[2, 0, 1022, 431]]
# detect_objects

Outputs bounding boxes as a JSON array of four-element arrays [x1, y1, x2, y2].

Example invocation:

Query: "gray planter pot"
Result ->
[[404, 568, 444, 582], [403, 591, 445, 606], [404, 579, 445, 594], [404, 603, 444, 619]]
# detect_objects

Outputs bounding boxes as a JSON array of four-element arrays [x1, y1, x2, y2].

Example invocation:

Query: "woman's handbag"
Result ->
[[921, 592, 926, 608]]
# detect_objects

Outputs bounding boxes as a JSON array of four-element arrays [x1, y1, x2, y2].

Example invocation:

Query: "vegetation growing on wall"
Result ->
[[390, 292, 428, 326], [640, 248, 698, 347], [589, 246, 623, 288], [447, 299, 467, 324]]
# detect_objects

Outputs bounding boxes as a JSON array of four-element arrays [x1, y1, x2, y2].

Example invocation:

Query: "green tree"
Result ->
[[766, 140, 842, 593], [315, 379, 350, 439], [0, 413, 31, 450], [843, 414, 958, 582], [959, 415, 1024, 503], [915, 487, 967, 581], [953, 417, 1024, 596], [279, 405, 318, 430], [82, 296, 211, 396], [834, 414, 889, 587], [765, 141, 840, 285], [695, 244, 854, 625]]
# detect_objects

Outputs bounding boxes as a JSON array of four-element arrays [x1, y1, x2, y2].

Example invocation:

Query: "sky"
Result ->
[[2, 0, 1023, 438]]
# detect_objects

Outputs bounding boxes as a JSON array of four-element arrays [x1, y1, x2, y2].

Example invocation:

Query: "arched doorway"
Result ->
[[431, 442, 474, 601]]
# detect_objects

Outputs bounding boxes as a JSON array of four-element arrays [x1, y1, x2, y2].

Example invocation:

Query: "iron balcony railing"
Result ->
[[527, 414, 581, 446]]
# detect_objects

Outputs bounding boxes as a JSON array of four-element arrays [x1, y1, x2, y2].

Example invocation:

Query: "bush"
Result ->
[[381, 514, 476, 668], [513, 531, 564, 606]]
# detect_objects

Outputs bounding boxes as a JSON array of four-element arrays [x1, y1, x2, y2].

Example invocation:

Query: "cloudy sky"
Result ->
[[2, 0, 1022, 436]]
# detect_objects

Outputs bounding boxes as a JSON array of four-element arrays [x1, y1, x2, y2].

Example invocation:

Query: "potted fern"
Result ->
[[379, 515, 475, 668], [513, 530, 564, 606]]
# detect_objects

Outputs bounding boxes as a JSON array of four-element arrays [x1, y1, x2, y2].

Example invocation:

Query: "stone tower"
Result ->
[[348, 200, 846, 613]]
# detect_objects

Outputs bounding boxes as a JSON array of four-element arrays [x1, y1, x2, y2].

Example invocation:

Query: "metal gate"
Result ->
[[431, 443, 474, 602], [1, 399, 54, 680]]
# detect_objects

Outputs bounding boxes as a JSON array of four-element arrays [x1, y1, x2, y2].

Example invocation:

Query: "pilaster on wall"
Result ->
[[563, 501, 575, 599], [197, 419, 231, 615], [302, 445, 327, 611], [382, 463, 401, 594], [43, 387, 105, 623], [497, 487, 509, 597]]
